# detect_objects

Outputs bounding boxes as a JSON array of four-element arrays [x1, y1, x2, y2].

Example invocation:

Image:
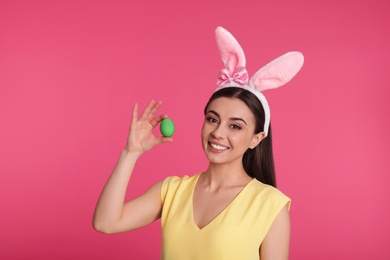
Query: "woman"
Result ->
[[93, 27, 304, 259]]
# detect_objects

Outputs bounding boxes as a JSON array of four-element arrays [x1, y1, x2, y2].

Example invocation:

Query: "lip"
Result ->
[[208, 140, 230, 152]]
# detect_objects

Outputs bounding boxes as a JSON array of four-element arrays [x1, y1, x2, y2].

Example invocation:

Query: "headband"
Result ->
[[214, 26, 304, 136]]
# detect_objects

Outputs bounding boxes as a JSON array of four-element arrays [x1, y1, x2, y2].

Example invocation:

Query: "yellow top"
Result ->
[[160, 173, 291, 260]]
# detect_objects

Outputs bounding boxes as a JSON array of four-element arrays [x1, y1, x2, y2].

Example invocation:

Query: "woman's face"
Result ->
[[201, 97, 264, 166]]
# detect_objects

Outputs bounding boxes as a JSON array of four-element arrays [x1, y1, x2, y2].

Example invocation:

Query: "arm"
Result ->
[[260, 205, 291, 260], [92, 100, 172, 234]]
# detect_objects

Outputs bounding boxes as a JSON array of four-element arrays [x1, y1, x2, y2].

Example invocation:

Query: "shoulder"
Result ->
[[162, 173, 200, 188], [161, 173, 201, 200], [247, 180, 291, 211]]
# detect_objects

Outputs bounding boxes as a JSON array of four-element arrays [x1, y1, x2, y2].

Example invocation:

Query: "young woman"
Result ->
[[93, 27, 304, 259]]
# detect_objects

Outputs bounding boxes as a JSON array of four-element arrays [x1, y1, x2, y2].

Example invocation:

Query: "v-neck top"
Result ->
[[160, 173, 291, 260]]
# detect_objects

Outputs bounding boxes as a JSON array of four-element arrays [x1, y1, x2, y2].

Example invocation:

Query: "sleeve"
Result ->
[[264, 186, 290, 216], [160, 176, 181, 205], [248, 183, 291, 243]]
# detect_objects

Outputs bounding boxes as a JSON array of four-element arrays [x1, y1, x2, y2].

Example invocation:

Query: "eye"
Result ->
[[230, 124, 242, 130], [206, 117, 218, 124]]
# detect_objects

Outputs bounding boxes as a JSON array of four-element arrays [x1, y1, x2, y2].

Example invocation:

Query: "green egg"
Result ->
[[160, 118, 175, 137]]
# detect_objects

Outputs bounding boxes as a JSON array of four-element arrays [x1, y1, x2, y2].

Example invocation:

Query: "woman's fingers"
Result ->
[[138, 100, 153, 121], [147, 101, 162, 122], [155, 136, 173, 145], [138, 100, 156, 122], [131, 103, 139, 127], [149, 114, 168, 128], [131, 100, 167, 132], [139, 100, 163, 122]]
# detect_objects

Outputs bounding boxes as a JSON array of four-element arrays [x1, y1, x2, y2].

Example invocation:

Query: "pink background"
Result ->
[[1, 0, 389, 259]]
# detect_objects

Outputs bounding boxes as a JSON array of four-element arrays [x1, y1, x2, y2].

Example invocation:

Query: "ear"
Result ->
[[249, 51, 304, 92], [250, 132, 266, 149], [215, 26, 246, 75]]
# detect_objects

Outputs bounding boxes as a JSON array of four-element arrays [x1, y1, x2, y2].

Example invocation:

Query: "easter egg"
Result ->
[[160, 118, 175, 137]]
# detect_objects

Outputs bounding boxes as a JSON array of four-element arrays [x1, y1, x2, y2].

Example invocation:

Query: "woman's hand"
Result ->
[[93, 100, 171, 234], [125, 100, 172, 156]]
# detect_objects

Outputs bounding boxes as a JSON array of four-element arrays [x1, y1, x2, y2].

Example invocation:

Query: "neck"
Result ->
[[202, 162, 252, 188]]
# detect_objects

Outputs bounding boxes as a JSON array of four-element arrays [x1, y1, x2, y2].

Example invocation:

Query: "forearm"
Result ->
[[92, 149, 140, 232]]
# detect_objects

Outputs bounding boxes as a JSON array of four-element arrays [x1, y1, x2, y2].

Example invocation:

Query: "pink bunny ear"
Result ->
[[215, 26, 246, 75], [249, 51, 304, 92]]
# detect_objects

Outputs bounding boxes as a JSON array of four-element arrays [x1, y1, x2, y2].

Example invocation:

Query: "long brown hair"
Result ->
[[204, 87, 276, 187]]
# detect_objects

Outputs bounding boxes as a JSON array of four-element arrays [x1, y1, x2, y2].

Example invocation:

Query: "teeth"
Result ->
[[210, 143, 228, 151]]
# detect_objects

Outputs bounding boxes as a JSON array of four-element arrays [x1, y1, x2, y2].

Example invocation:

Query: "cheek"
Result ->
[[201, 123, 206, 137], [201, 122, 213, 135], [200, 125, 209, 151], [234, 132, 255, 147], [201, 123, 209, 142]]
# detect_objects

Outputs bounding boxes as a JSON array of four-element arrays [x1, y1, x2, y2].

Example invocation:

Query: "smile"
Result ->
[[209, 142, 229, 151]]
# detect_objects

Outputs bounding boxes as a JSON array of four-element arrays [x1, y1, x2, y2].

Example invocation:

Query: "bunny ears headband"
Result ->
[[214, 26, 304, 136]]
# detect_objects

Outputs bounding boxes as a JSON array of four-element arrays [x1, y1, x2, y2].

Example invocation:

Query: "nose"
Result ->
[[211, 124, 226, 140]]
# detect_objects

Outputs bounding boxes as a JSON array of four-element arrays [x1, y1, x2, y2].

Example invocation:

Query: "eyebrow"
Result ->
[[206, 110, 247, 125]]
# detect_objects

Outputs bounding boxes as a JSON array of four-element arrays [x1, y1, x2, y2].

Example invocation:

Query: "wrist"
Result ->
[[122, 147, 142, 160]]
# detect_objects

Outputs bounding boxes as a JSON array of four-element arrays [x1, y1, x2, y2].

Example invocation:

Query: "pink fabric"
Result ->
[[215, 27, 246, 75], [249, 52, 305, 92], [214, 27, 304, 137], [216, 66, 249, 87], [215, 26, 304, 93]]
